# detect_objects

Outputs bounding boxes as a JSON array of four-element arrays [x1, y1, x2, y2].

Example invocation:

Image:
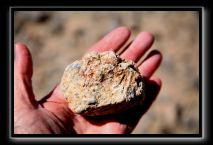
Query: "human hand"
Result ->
[[14, 27, 162, 134]]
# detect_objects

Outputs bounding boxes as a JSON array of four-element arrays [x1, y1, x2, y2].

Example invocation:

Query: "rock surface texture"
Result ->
[[60, 51, 145, 116]]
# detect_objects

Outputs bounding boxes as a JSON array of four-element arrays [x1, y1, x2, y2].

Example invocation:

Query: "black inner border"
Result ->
[[10, 7, 202, 139]]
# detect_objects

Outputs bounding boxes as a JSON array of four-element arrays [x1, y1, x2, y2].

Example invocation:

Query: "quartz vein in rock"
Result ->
[[60, 51, 145, 116]]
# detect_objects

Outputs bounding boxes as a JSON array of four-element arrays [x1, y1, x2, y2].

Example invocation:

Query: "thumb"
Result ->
[[15, 43, 33, 78], [14, 43, 37, 107]]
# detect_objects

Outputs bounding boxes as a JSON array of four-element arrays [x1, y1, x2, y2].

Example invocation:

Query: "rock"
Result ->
[[60, 51, 145, 116]]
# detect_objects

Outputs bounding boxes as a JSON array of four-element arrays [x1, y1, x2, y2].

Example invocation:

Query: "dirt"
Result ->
[[14, 11, 199, 134]]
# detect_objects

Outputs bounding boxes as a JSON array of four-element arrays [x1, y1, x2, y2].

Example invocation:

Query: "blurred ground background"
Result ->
[[14, 11, 199, 134]]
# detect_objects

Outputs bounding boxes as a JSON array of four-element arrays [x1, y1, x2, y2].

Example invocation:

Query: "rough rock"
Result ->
[[60, 51, 145, 116]]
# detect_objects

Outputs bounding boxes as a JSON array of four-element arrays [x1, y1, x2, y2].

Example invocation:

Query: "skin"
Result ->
[[14, 27, 162, 134]]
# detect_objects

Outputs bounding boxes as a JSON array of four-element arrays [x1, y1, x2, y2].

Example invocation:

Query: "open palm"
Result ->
[[14, 27, 162, 134]]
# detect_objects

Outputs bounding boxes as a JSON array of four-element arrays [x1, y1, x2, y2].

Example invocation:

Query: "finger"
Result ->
[[121, 32, 154, 62], [149, 76, 162, 87], [140, 76, 162, 115], [46, 27, 130, 102], [88, 26, 131, 52], [116, 40, 133, 55], [138, 50, 162, 78], [116, 76, 162, 130], [15, 43, 33, 78], [14, 43, 37, 107], [141, 76, 162, 114]]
